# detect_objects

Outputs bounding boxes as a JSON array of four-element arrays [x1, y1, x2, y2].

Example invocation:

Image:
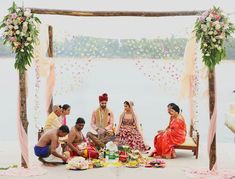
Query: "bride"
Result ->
[[115, 101, 150, 152]]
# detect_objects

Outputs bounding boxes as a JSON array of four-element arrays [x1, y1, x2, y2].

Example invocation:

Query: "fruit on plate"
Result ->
[[83, 149, 88, 158], [119, 151, 128, 162], [127, 160, 138, 167], [92, 159, 105, 168]]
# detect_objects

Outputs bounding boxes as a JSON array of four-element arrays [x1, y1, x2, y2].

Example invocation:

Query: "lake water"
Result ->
[[0, 58, 235, 144]]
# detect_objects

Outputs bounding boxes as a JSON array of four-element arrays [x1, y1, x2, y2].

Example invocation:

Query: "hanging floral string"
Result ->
[[0, 2, 41, 73], [33, 58, 40, 130], [194, 6, 235, 71]]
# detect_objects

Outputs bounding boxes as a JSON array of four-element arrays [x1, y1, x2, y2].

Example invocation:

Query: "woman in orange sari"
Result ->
[[151, 103, 186, 159]]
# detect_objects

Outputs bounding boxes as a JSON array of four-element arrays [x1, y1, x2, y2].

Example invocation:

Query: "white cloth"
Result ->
[[225, 113, 235, 134], [43, 145, 63, 163]]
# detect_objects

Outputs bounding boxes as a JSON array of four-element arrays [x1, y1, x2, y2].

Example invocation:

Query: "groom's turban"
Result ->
[[99, 93, 108, 102]]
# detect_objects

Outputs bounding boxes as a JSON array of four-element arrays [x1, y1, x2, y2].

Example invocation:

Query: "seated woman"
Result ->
[[115, 101, 150, 152], [61, 104, 71, 125], [150, 103, 186, 159]]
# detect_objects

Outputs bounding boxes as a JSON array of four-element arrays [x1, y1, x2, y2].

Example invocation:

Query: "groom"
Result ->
[[87, 93, 115, 148]]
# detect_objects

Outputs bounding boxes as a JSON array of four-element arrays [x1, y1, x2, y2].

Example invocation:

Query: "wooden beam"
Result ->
[[30, 8, 204, 17]]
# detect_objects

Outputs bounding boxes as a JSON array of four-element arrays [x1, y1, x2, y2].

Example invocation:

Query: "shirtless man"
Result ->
[[34, 125, 70, 165], [66, 118, 86, 157]]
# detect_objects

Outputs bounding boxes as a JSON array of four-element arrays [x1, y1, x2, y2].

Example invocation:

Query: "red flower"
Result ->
[[20, 17, 25, 22], [215, 15, 221, 21]]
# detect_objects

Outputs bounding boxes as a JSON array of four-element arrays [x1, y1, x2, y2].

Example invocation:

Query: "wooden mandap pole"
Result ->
[[47, 25, 53, 114]]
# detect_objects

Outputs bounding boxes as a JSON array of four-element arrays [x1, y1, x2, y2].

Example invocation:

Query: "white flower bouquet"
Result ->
[[194, 6, 235, 70], [0, 2, 41, 72]]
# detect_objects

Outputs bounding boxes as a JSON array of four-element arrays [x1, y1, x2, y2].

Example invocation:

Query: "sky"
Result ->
[[1, 0, 235, 39], [1, 0, 235, 12]]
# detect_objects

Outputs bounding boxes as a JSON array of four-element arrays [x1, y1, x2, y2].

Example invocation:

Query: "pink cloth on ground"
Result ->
[[184, 168, 235, 179], [0, 165, 47, 176]]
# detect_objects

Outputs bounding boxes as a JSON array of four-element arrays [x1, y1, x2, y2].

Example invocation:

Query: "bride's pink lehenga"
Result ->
[[115, 115, 147, 152]]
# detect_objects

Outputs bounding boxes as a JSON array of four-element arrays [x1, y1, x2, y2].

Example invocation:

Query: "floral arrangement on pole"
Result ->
[[0, 2, 41, 73], [194, 6, 235, 71]]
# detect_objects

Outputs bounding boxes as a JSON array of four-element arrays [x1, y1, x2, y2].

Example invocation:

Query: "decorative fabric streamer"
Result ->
[[17, 74, 29, 168], [34, 24, 50, 78], [33, 24, 50, 127], [45, 62, 55, 112], [178, 32, 196, 100], [34, 24, 56, 113], [184, 100, 220, 178], [178, 32, 197, 130], [207, 94, 217, 171], [13, 74, 47, 177]]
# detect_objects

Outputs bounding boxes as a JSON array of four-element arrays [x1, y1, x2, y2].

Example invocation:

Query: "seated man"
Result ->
[[44, 105, 62, 132], [66, 118, 99, 159], [66, 117, 86, 157], [34, 125, 70, 165], [86, 93, 115, 148]]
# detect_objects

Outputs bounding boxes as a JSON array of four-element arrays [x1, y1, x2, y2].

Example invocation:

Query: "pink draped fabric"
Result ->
[[17, 72, 29, 167], [185, 102, 221, 178], [207, 72, 217, 171], [208, 100, 217, 171], [184, 168, 235, 178], [178, 33, 196, 129], [0, 165, 47, 176], [10, 74, 47, 177], [17, 91, 29, 167], [45, 62, 55, 112]]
